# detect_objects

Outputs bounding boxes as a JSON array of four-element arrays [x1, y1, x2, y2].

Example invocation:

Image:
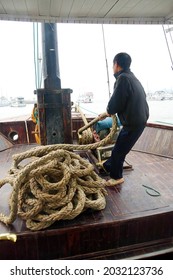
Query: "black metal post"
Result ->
[[42, 23, 61, 89], [37, 23, 73, 145]]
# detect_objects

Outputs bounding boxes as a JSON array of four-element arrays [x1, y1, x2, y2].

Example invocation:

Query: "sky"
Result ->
[[0, 21, 173, 102]]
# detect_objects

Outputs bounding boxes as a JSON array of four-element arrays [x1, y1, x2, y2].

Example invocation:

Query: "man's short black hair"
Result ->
[[113, 52, 131, 70]]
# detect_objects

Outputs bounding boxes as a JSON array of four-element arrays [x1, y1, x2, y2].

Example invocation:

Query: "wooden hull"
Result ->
[[0, 112, 94, 147], [0, 119, 173, 259]]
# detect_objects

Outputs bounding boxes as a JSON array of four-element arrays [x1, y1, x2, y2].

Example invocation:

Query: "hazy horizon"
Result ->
[[0, 21, 173, 102]]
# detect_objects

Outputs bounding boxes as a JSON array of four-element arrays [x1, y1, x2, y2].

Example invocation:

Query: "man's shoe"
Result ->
[[106, 178, 124, 186]]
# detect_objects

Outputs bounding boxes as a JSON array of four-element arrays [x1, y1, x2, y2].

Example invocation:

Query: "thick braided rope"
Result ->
[[0, 113, 117, 231], [0, 150, 107, 230], [78, 129, 93, 144], [11, 113, 117, 169]]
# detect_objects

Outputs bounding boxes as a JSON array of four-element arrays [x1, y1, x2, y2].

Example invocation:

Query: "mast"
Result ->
[[42, 23, 61, 89], [36, 23, 73, 145]]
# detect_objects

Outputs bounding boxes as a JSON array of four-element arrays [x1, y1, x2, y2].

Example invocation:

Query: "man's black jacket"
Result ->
[[107, 70, 149, 130]]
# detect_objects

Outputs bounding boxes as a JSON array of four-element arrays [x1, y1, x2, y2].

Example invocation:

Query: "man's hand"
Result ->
[[98, 112, 111, 120]]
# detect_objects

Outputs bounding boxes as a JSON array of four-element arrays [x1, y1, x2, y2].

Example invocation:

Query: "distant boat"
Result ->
[[0, 96, 10, 107], [148, 90, 173, 101], [77, 92, 94, 103], [10, 97, 26, 107]]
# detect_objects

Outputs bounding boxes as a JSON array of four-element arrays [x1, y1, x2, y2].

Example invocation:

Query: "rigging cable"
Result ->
[[33, 22, 38, 89], [33, 23, 43, 90], [162, 25, 173, 70], [102, 24, 111, 98]]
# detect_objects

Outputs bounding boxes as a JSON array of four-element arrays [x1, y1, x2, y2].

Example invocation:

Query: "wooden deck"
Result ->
[[0, 138, 173, 259]]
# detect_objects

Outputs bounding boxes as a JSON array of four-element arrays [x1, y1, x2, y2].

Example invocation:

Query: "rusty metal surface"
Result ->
[[0, 120, 36, 145], [0, 111, 88, 146], [37, 89, 73, 145]]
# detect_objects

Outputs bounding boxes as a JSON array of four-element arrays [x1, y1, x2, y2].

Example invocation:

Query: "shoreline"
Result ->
[[0, 100, 173, 125]]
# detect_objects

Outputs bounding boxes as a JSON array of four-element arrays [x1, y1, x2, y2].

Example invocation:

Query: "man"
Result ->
[[102, 52, 149, 186]]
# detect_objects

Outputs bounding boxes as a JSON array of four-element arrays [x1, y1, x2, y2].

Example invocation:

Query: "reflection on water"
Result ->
[[0, 100, 173, 125], [147, 100, 173, 124], [76, 100, 173, 125], [0, 104, 34, 120]]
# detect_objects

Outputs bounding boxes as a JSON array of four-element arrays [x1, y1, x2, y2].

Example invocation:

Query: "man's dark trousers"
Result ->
[[103, 125, 145, 179]]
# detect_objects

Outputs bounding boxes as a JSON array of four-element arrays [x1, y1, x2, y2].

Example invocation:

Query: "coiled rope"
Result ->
[[0, 113, 117, 231]]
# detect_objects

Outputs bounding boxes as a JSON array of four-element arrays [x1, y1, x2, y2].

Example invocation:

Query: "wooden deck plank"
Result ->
[[0, 144, 173, 259]]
